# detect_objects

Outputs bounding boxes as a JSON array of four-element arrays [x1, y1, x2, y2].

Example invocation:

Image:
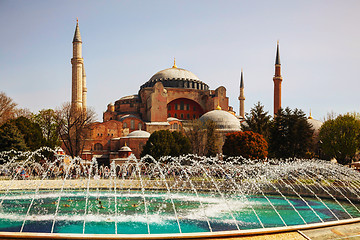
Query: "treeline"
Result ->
[[242, 102, 360, 165], [142, 102, 360, 165], [0, 92, 96, 157]]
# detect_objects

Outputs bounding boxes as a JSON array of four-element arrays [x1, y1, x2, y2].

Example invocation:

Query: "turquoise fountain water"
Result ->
[[0, 149, 359, 235]]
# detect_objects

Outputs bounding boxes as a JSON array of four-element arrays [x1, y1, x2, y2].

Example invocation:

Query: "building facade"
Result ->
[[71, 22, 234, 163], [68, 21, 288, 163]]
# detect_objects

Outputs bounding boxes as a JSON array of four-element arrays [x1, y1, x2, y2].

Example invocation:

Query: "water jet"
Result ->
[[0, 149, 359, 239]]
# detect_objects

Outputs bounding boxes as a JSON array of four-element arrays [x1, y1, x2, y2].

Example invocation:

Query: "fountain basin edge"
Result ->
[[0, 218, 359, 239]]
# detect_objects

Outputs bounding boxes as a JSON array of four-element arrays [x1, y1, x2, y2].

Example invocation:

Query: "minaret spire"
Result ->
[[273, 40, 283, 115], [71, 19, 85, 112], [275, 40, 280, 65], [238, 69, 245, 118], [73, 18, 82, 43]]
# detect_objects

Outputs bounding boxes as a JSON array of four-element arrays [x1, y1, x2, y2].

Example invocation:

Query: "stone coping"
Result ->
[[0, 218, 358, 239]]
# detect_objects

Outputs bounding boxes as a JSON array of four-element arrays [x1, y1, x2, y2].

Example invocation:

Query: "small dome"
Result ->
[[140, 67, 209, 90], [119, 145, 132, 152], [126, 130, 151, 138], [307, 117, 323, 133], [200, 109, 241, 131]]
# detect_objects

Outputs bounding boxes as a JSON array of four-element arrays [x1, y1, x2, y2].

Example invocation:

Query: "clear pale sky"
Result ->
[[1, 0, 359, 121]]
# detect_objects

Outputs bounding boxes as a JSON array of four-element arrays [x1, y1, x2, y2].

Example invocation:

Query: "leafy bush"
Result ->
[[222, 131, 268, 159]]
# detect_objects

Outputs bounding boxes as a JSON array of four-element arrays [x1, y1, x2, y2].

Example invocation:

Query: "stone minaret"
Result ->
[[273, 40, 282, 115], [71, 19, 86, 112], [238, 69, 245, 118], [82, 65, 87, 111]]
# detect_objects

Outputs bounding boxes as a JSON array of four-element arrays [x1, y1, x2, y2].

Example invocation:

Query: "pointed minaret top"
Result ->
[[275, 40, 281, 65], [240, 69, 244, 88], [73, 19, 82, 43]]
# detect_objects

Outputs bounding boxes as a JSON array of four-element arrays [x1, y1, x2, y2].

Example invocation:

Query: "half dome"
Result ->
[[140, 67, 209, 90], [199, 109, 241, 131], [126, 130, 151, 138], [307, 117, 323, 133]]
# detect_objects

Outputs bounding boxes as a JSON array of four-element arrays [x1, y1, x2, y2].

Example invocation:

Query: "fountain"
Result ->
[[0, 148, 359, 239]]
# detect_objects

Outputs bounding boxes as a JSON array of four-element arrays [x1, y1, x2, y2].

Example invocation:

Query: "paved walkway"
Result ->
[[300, 222, 360, 240]]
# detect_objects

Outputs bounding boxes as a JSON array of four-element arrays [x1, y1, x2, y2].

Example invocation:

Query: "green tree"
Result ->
[[268, 107, 313, 159], [0, 122, 28, 151], [11, 116, 45, 151], [171, 131, 191, 156], [319, 114, 360, 165], [242, 102, 271, 140], [34, 109, 60, 148], [223, 131, 268, 159], [141, 130, 191, 160]]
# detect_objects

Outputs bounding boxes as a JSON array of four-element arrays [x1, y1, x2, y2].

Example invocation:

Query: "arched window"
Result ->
[[130, 120, 135, 130], [138, 123, 142, 130], [123, 122, 127, 128], [94, 143, 103, 151]]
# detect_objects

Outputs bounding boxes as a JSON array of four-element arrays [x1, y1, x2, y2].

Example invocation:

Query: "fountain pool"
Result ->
[[0, 190, 359, 234], [0, 149, 359, 238]]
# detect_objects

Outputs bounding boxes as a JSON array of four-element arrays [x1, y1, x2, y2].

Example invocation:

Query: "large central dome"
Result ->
[[140, 67, 209, 90]]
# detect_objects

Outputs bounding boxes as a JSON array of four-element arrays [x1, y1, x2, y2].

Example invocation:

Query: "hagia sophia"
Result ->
[[68, 21, 322, 164]]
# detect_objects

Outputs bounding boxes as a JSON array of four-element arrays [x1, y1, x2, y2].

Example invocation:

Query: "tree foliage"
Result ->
[[183, 120, 206, 155], [0, 92, 17, 126], [319, 114, 360, 164], [141, 130, 191, 160], [242, 102, 271, 140], [0, 122, 28, 151], [268, 107, 313, 159], [222, 131, 268, 159], [171, 131, 192, 156], [10, 116, 45, 151], [56, 103, 96, 157], [34, 109, 60, 148], [204, 120, 218, 157], [0, 92, 33, 126], [183, 119, 221, 156]]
